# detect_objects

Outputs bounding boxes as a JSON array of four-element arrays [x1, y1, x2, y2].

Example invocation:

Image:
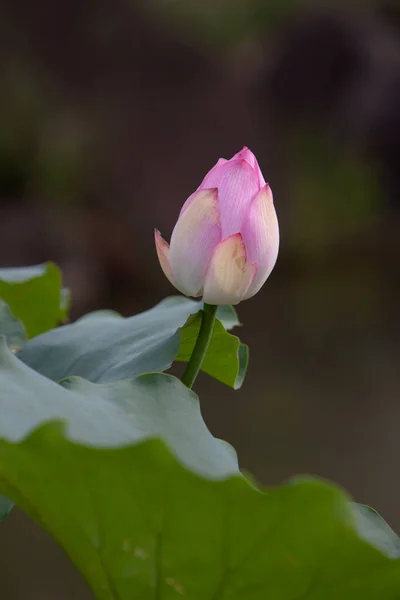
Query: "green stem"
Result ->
[[181, 303, 218, 389]]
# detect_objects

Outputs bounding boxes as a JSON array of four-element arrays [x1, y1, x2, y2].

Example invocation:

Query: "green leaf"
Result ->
[[176, 312, 248, 389], [0, 299, 27, 349], [0, 338, 237, 477], [19, 296, 247, 389], [1, 341, 400, 599], [0, 262, 65, 338], [353, 504, 400, 559]]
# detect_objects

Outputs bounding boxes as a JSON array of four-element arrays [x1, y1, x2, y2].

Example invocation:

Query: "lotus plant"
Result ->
[[155, 147, 279, 388]]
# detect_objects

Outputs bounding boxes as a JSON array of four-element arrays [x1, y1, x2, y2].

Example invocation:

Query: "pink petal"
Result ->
[[203, 233, 257, 305], [180, 157, 228, 216], [170, 188, 221, 297], [231, 147, 257, 168], [241, 184, 279, 299], [200, 159, 260, 238], [231, 146, 266, 188]]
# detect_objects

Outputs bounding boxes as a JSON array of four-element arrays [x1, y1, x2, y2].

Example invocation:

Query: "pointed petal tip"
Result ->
[[155, 229, 172, 257], [204, 186, 218, 199], [154, 227, 164, 239], [154, 229, 176, 289], [232, 146, 256, 163], [260, 182, 274, 203], [227, 231, 243, 241], [221, 232, 246, 259], [180, 186, 219, 217], [237, 145, 252, 155], [241, 145, 254, 157]]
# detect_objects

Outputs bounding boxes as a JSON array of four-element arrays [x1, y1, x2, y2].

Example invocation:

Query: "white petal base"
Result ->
[[203, 234, 257, 305]]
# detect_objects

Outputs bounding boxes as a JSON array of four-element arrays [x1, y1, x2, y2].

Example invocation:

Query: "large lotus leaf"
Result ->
[[1, 341, 400, 599], [0, 263, 66, 338], [19, 296, 247, 389], [0, 338, 236, 478]]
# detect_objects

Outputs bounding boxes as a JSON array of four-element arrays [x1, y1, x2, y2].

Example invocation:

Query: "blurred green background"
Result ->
[[1, 0, 400, 597]]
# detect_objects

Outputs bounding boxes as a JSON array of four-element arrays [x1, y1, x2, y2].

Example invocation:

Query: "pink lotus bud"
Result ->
[[155, 147, 279, 305]]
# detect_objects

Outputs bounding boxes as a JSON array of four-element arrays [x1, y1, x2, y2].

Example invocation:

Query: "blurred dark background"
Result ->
[[0, 0, 400, 597]]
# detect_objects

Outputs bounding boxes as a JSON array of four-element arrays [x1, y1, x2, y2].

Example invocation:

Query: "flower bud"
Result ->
[[155, 147, 279, 305]]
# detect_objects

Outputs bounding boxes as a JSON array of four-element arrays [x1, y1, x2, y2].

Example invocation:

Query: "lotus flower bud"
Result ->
[[155, 147, 279, 305]]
